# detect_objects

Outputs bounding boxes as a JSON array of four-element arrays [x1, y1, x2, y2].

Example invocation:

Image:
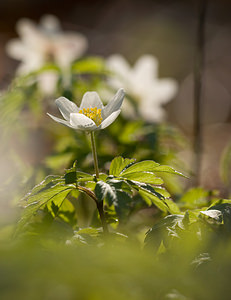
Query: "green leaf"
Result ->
[[128, 181, 165, 201], [139, 190, 169, 213], [70, 227, 102, 246], [107, 179, 132, 196], [95, 181, 117, 203], [164, 199, 181, 214], [113, 190, 133, 221], [77, 172, 94, 182], [72, 57, 106, 74], [118, 121, 143, 144], [150, 165, 186, 177], [64, 171, 76, 185], [179, 187, 215, 209], [64, 165, 94, 184], [145, 214, 184, 251], [208, 200, 231, 231], [154, 187, 171, 198], [109, 157, 135, 176], [21, 175, 64, 205], [200, 210, 223, 223], [121, 160, 160, 175], [16, 185, 73, 235], [120, 171, 163, 185], [98, 173, 108, 182]]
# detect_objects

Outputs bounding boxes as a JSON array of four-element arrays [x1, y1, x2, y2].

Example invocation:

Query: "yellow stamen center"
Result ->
[[79, 107, 103, 126]]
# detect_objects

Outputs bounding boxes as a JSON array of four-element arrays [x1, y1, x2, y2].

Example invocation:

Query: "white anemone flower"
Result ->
[[6, 15, 88, 95], [106, 54, 178, 123], [48, 88, 125, 131], [6, 14, 88, 73]]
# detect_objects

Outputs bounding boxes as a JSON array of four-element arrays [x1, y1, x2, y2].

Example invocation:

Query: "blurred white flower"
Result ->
[[37, 71, 59, 96], [6, 15, 88, 94], [106, 54, 178, 123], [48, 88, 124, 131], [6, 14, 88, 73]]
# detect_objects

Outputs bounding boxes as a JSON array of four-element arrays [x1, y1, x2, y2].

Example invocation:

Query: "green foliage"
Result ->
[[1, 233, 231, 300], [179, 187, 219, 210], [72, 57, 106, 74], [108, 156, 182, 214], [145, 199, 231, 254], [15, 156, 183, 238], [109, 156, 135, 176], [15, 175, 74, 235]]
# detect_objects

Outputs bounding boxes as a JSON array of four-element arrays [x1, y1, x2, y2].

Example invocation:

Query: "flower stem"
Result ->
[[96, 201, 109, 234], [90, 131, 99, 179], [78, 186, 108, 234], [89, 131, 108, 234]]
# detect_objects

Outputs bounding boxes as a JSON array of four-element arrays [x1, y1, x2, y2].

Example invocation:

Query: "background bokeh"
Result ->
[[0, 0, 231, 201]]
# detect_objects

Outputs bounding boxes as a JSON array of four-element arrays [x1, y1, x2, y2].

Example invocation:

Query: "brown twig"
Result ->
[[193, 0, 208, 186]]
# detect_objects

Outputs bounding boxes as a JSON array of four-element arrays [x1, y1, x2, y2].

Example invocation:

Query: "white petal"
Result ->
[[40, 15, 61, 33], [133, 55, 159, 80], [107, 54, 131, 78], [17, 54, 44, 74], [38, 71, 58, 95], [16, 18, 37, 38], [55, 97, 79, 120], [47, 113, 75, 128], [6, 38, 44, 73], [70, 113, 97, 131], [120, 98, 136, 120], [17, 18, 47, 48], [100, 109, 121, 129], [152, 79, 178, 104], [102, 88, 125, 119], [54, 33, 88, 68], [5, 39, 27, 60], [139, 104, 166, 123], [80, 91, 104, 110]]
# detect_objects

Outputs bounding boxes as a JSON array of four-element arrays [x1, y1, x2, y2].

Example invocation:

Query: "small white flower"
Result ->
[[106, 54, 178, 123], [6, 14, 88, 74], [48, 88, 125, 131]]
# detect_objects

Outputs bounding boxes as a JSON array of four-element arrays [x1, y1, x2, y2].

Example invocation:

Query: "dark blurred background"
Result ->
[[0, 0, 231, 189]]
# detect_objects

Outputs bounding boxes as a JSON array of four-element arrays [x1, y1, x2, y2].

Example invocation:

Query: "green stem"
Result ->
[[78, 186, 108, 235], [89, 131, 108, 234], [96, 201, 109, 234], [90, 131, 100, 179]]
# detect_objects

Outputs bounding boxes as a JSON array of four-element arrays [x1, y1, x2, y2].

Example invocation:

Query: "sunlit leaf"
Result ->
[[109, 157, 135, 176], [21, 175, 64, 205], [139, 190, 169, 212], [200, 210, 223, 223], [150, 165, 186, 177], [121, 160, 160, 175], [16, 185, 74, 235], [208, 200, 231, 230], [120, 171, 163, 185]]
